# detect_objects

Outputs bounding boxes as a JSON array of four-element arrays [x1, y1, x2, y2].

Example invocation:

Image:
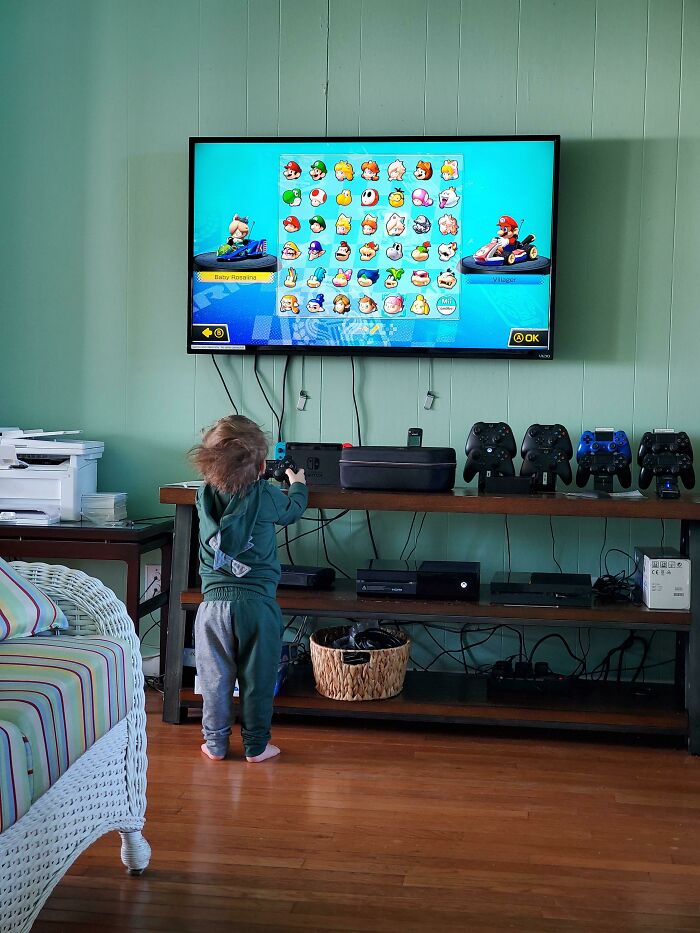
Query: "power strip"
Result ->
[[487, 660, 576, 695]]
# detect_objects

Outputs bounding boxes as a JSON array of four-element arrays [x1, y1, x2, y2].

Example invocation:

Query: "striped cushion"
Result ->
[[0, 636, 132, 812], [0, 719, 32, 832], [0, 557, 68, 640]]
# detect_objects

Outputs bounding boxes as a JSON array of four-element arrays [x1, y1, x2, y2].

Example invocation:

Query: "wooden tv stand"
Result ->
[[159, 484, 700, 753]]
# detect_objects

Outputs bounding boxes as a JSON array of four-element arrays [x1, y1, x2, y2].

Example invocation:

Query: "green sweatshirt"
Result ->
[[196, 479, 309, 600]]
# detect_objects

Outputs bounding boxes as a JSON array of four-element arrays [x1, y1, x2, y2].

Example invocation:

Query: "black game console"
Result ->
[[637, 430, 695, 499], [520, 423, 573, 491], [356, 560, 480, 600], [285, 442, 343, 487], [357, 560, 418, 596], [490, 571, 593, 608], [279, 564, 336, 590], [464, 422, 517, 492], [416, 561, 480, 601]]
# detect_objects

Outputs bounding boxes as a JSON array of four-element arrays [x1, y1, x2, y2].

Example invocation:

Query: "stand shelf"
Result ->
[[180, 581, 690, 630], [180, 668, 687, 735], [160, 484, 700, 751]]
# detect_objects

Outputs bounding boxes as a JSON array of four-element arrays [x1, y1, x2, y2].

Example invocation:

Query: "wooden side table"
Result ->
[[0, 520, 174, 652]]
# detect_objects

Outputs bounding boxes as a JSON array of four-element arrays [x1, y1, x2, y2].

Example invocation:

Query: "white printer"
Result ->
[[0, 429, 104, 522]]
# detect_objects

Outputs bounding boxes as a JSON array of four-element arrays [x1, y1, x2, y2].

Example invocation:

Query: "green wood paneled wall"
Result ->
[[1, 0, 698, 671]]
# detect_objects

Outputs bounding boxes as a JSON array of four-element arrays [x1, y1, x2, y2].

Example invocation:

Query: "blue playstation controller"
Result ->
[[576, 429, 632, 489]]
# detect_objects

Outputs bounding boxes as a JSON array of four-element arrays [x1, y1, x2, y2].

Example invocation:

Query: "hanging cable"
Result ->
[[320, 509, 352, 579], [399, 512, 418, 562], [404, 513, 427, 562], [349, 354, 379, 557], [253, 352, 281, 437], [549, 515, 564, 573], [278, 356, 291, 442], [504, 515, 512, 578], [211, 355, 239, 414], [283, 526, 295, 565], [598, 517, 608, 579], [350, 355, 362, 445]]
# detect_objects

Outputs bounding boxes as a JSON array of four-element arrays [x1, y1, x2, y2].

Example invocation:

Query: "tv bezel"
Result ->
[[187, 134, 560, 360]]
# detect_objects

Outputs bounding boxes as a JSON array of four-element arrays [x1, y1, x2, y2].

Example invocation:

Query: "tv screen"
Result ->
[[188, 136, 559, 359]]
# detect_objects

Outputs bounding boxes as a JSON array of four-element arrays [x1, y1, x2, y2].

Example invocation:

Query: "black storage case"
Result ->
[[340, 446, 457, 492]]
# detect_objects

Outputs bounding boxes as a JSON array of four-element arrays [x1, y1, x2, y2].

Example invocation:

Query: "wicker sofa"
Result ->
[[0, 563, 150, 933]]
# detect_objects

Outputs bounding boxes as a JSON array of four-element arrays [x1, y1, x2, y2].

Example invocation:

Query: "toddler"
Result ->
[[190, 415, 307, 762]]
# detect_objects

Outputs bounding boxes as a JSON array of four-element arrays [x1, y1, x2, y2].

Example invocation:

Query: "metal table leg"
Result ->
[[163, 503, 194, 723], [681, 519, 699, 754]]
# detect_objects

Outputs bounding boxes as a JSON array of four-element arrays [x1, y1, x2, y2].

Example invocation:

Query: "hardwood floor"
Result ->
[[34, 692, 700, 932]]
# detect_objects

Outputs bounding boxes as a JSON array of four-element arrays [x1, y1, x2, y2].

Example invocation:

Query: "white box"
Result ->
[[634, 547, 691, 610]]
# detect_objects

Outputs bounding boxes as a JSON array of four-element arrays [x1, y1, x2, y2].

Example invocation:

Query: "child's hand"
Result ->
[[286, 467, 306, 485]]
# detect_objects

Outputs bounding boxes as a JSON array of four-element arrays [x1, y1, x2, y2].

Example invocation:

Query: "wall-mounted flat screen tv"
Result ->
[[188, 136, 559, 359]]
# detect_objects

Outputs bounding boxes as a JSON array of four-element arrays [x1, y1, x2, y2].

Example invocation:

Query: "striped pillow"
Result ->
[[0, 558, 68, 640]]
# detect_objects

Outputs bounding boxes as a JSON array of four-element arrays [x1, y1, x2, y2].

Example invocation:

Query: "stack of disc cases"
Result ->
[[81, 492, 128, 524]]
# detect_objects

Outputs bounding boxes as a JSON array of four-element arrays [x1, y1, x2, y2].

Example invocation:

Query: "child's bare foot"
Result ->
[[246, 744, 280, 763], [201, 742, 226, 761]]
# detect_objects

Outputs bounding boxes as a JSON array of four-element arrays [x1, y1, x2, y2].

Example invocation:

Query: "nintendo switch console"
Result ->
[[283, 442, 343, 487]]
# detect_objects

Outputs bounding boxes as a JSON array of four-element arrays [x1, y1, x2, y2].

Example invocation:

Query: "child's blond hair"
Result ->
[[190, 415, 268, 494]]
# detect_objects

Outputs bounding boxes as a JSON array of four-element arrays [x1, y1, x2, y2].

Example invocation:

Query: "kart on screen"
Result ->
[[216, 238, 268, 261], [473, 231, 538, 267]]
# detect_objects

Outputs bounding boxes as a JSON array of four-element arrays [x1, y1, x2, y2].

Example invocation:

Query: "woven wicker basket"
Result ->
[[310, 626, 410, 701]]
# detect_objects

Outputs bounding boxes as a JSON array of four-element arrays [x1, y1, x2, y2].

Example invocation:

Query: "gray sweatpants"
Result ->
[[194, 593, 283, 758]]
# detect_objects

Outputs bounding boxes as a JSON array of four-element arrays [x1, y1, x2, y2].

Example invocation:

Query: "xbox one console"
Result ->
[[576, 428, 632, 492], [520, 423, 573, 491], [490, 571, 593, 608], [279, 564, 336, 590], [356, 560, 480, 600], [416, 560, 480, 601], [637, 430, 695, 499], [357, 560, 418, 596], [464, 422, 517, 492]]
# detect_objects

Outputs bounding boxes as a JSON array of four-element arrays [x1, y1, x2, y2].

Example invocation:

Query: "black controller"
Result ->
[[464, 422, 517, 487], [264, 457, 298, 485], [637, 430, 695, 499], [575, 429, 632, 491], [520, 423, 573, 489]]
